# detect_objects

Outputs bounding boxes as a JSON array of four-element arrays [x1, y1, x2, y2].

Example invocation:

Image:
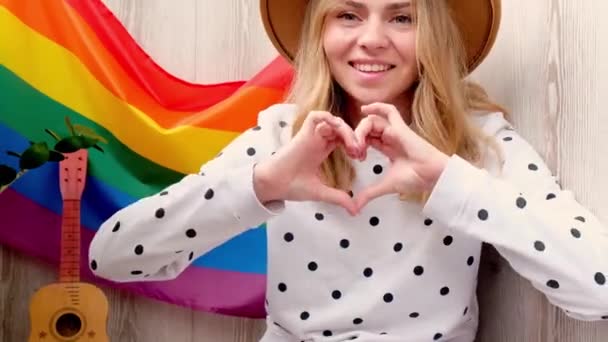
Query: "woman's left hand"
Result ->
[[353, 102, 449, 211]]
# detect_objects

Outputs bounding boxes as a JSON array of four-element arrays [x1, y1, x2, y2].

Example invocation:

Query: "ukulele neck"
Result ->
[[59, 199, 81, 283]]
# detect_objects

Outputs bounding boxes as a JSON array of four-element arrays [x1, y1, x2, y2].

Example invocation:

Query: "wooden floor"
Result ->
[[3, 0, 608, 341]]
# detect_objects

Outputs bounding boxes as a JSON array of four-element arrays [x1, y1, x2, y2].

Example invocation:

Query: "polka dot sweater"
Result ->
[[89, 104, 608, 342]]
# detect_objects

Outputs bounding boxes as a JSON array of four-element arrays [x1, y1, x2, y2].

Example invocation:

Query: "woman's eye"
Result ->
[[337, 12, 358, 21], [393, 15, 412, 24]]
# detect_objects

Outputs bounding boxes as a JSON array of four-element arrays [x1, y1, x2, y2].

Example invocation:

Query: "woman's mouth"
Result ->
[[349, 62, 396, 73]]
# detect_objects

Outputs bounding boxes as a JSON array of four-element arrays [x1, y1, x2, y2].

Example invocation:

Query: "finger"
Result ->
[[302, 111, 336, 134], [354, 178, 394, 211], [367, 137, 394, 158], [317, 186, 359, 216], [354, 115, 387, 160], [331, 116, 361, 155], [315, 121, 336, 139], [361, 103, 407, 129]]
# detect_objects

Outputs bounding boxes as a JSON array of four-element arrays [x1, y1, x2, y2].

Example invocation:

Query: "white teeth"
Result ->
[[353, 63, 392, 72]]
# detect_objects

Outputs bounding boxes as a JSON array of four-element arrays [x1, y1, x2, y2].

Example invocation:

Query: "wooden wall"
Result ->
[[2, 0, 608, 341]]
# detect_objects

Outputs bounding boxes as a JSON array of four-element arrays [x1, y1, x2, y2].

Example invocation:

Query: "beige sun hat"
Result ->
[[260, 0, 501, 73]]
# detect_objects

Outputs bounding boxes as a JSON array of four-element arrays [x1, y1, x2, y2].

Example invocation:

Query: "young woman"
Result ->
[[89, 0, 608, 341]]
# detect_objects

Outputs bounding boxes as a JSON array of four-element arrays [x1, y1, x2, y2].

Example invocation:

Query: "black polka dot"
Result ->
[[602, 315, 608, 320], [134, 245, 144, 255], [434, 333, 443, 340], [503, 137, 513, 141], [300, 311, 310, 320], [204, 189, 214, 200], [380, 332, 387, 335], [308, 262, 318, 271], [246, 147, 256, 156], [131, 270, 143, 275], [315, 213, 324, 221], [112, 221, 120, 232], [373, 164, 383, 174], [413, 266, 424, 276], [186, 229, 197, 238], [570, 228, 581, 239], [443, 236, 453, 246], [528, 163, 538, 171], [284, 232, 294, 242], [595, 272, 606, 285], [440, 287, 450, 296], [547, 279, 559, 289], [424, 218, 433, 226], [534, 241, 545, 251], [252, 125, 261, 131], [340, 239, 350, 248], [332, 290, 342, 299], [363, 267, 373, 277], [279, 121, 287, 128], [467, 256, 475, 266], [369, 216, 380, 226], [217, 152, 223, 157], [323, 330, 333, 337], [478, 209, 489, 221], [575, 216, 586, 223], [278, 283, 287, 292], [188, 252, 194, 261], [383, 293, 393, 303], [155, 208, 165, 218], [463, 307, 469, 315], [409, 312, 419, 318], [353, 318, 363, 325], [90, 260, 97, 270], [393, 243, 403, 252], [159, 191, 169, 196], [516, 197, 527, 209], [546, 193, 556, 200]]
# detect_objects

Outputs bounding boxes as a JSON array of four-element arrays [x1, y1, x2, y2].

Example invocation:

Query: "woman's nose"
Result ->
[[358, 20, 389, 50]]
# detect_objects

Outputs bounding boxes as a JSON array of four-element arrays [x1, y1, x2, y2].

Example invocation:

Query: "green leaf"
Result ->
[[6, 150, 21, 158], [54, 136, 83, 153], [0, 165, 17, 186], [78, 136, 101, 149], [48, 150, 65, 162], [92, 144, 104, 153], [65, 116, 76, 136], [19, 142, 50, 170], [73, 124, 107, 144], [45, 128, 62, 141]]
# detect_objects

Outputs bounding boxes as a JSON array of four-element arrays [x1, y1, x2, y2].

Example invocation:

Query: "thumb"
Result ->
[[316, 185, 359, 216], [354, 179, 393, 212]]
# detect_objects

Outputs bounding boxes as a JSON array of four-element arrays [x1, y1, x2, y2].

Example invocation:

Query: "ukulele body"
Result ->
[[29, 282, 109, 342]]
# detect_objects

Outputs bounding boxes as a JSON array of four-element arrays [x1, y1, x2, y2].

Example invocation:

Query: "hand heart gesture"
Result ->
[[352, 103, 448, 211]]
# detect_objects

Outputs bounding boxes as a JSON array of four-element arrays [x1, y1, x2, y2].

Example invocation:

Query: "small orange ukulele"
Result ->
[[29, 149, 109, 341]]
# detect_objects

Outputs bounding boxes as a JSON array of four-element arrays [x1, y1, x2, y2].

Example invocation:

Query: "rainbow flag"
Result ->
[[0, 0, 293, 318]]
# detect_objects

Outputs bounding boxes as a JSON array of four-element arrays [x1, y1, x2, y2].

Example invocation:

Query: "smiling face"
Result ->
[[322, 0, 418, 111]]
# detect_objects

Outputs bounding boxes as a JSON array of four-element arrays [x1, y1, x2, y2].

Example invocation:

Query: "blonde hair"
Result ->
[[285, 0, 508, 203]]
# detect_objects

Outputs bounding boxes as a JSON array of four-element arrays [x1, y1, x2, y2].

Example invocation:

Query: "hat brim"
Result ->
[[260, 0, 501, 73]]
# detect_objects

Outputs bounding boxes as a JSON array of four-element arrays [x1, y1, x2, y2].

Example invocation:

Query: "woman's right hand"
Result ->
[[253, 111, 362, 215]]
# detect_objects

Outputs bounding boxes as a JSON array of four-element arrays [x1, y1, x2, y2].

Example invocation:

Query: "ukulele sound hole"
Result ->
[[55, 312, 82, 337]]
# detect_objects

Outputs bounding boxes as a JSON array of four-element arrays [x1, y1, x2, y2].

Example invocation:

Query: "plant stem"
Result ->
[[0, 170, 28, 194]]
